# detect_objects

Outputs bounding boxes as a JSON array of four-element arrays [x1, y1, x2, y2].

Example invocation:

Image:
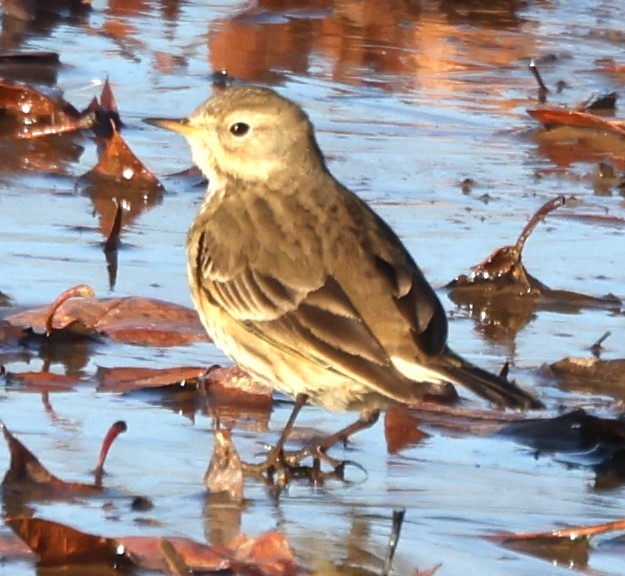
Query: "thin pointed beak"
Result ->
[[143, 116, 198, 136]]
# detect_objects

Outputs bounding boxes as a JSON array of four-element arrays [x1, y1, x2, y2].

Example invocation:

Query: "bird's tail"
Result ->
[[437, 349, 543, 410]]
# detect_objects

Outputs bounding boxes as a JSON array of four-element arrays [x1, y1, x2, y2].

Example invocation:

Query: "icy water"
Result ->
[[1, 1, 625, 575]]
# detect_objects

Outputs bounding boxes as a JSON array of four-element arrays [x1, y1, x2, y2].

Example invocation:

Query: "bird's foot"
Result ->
[[242, 421, 371, 491], [243, 446, 348, 493]]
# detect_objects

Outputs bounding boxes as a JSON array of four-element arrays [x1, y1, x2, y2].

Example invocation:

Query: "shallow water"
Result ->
[[1, 1, 625, 574]]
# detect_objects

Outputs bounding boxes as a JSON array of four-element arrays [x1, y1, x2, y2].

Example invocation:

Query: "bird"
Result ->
[[145, 85, 542, 475]]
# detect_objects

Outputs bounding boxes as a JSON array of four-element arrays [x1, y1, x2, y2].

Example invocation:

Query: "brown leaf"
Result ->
[[547, 357, 625, 398], [204, 365, 273, 415], [121, 534, 230, 572], [204, 427, 244, 503], [528, 107, 625, 137], [0, 79, 94, 138], [4, 371, 80, 392], [230, 532, 297, 576], [83, 78, 123, 138], [1, 422, 102, 495], [6, 517, 129, 566], [96, 366, 208, 393], [6, 286, 210, 347], [446, 197, 621, 342], [491, 518, 625, 568], [159, 538, 191, 576], [79, 122, 161, 188], [384, 405, 429, 454], [8, 515, 297, 575], [96, 296, 208, 346]]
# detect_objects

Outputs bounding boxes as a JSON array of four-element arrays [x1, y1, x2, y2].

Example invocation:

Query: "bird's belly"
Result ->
[[199, 309, 388, 412]]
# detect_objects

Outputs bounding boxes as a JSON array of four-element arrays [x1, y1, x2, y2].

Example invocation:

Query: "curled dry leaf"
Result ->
[[446, 197, 621, 341], [204, 427, 244, 503], [1, 422, 102, 495], [84, 77, 122, 137], [5, 285, 209, 346], [94, 420, 127, 486]]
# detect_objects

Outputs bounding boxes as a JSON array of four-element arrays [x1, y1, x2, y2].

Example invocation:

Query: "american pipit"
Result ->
[[146, 86, 541, 472]]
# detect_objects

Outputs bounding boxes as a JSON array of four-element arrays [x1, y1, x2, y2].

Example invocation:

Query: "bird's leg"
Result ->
[[283, 409, 381, 468], [242, 393, 308, 479]]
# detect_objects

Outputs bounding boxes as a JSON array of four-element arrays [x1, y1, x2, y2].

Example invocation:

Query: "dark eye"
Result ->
[[229, 122, 250, 137]]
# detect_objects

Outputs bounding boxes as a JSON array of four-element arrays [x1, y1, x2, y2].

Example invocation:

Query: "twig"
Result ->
[[383, 509, 406, 576], [529, 59, 549, 102], [590, 331, 611, 358]]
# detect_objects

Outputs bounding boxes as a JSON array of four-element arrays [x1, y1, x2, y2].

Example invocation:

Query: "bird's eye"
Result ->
[[229, 122, 250, 137]]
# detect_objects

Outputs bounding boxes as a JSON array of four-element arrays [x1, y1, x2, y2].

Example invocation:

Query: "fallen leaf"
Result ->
[[546, 356, 625, 400], [204, 365, 273, 415], [528, 107, 625, 137], [204, 427, 244, 503], [8, 514, 298, 575], [384, 406, 429, 454], [96, 365, 208, 393], [446, 197, 621, 342], [230, 532, 297, 576], [4, 370, 80, 392], [94, 420, 127, 486], [0, 79, 94, 138], [78, 122, 161, 188], [84, 77, 123, 137], [6, 517, 129, 567], [491, 518, 625, 568], [121, 534, 230, 572], [5, 285, 210, 346], [1, 422, 102, 495]]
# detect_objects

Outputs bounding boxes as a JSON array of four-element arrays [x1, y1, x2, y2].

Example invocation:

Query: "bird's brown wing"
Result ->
[[185, 185, 450, 403]]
